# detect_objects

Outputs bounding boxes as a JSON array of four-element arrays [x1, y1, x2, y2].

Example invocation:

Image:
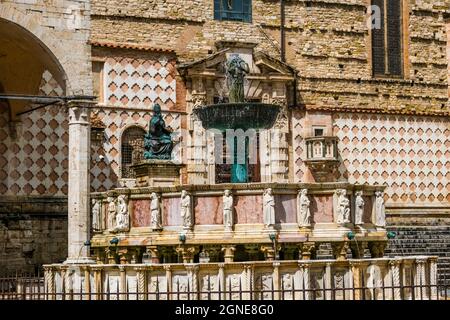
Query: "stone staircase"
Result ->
[[385, 226, 450, 286]]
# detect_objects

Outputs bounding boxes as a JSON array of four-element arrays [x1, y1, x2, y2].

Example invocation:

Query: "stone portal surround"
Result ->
[[43, 256, 438, 300]]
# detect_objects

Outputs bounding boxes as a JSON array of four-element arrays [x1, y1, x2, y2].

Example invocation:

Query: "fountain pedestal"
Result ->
[[131, 160, 183, 187]]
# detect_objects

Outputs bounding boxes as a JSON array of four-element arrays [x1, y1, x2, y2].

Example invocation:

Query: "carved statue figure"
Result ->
[[91, 199, 101, 231], [298, 189, 311, 227], [355, 191, 365, 225], [144, 104, 173, 160], [107, 196, 117, 231], [150, 192, 162, 230], [375, 191, 386, 227], [181, 190, 193, 229], [263, 188, 275, 227], [226, 54, 250, 103], [115, 194, 129, 232], [223, 189, 234, 231], [336, 189, 350, 224]]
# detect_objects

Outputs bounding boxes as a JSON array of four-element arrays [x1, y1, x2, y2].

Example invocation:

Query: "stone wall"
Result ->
[[90, 0, 449, 114], [0, 197, 67, 273], [0, 0, 93, 96]]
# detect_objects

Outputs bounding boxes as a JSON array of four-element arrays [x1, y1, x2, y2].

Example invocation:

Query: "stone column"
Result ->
[[91, 266, 103, 300], [119, 266, 127, 300], [65, 101, 95, 264], [186, 265, 199, 300], [350, 261, 362, 300], [331, 241, 349, 261], [222, 245, 236, 263], [118, 248, 130, 264], [44, 266, 55, 300], [175, 246, 198, 263], [299, 242, 316, 260], [60, 266, 68, 299], [261, 245, 276, 261], [415, 259, 427, 300], [429, 257, 438, 300], [106, 247, 117, 264], [324, 263, 332, 300], [402, 260, 414, 300], [218, 263, 226, 299], [389, 259, 402, 300], [164, 266, 173, 300], [273, 262, 281, 300], [136, 267, 147, 300], [300, 263, 310, 300], [83, 266, 91, 300]]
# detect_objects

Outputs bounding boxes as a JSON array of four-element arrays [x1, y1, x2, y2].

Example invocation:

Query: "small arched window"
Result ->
[[121, 126, 146, 178]]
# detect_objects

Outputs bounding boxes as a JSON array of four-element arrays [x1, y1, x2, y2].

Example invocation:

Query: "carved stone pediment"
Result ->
[[178, 42, 296, 105], [179, 47, 295, 80]]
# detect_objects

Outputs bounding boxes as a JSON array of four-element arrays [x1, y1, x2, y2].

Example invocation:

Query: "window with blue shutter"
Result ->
[[214, 0, 252, 23], [371, 0, 403, 77]]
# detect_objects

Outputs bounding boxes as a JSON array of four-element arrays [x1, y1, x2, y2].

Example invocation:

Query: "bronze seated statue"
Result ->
[[144, 104, 173, 160]]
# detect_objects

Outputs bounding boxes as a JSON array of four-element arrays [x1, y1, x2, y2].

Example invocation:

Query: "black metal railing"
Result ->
[[0, 273, 448, 301]]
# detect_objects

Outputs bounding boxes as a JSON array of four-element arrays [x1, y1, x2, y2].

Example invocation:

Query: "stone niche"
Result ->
[[178, 41, 296, 185]]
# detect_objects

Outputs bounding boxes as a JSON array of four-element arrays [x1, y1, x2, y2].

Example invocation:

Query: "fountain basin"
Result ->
[[194, 102, 281, 130]]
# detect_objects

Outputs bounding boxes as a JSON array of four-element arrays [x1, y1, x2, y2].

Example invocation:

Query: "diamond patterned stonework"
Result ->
[[0, 104, 68, 196], [104, 56, 176, 109], [333, 113, 449, 205]]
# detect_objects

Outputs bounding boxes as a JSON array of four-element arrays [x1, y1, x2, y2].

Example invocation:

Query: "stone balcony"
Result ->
[[304, 136, 340, 179]]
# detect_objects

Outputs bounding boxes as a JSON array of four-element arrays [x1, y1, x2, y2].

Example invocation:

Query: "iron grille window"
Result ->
[[371, 0, 403, 77], [121, 126, 146, 178], [214, 0, 252, 23]]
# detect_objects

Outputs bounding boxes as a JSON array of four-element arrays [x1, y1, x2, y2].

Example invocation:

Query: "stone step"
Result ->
[[386, 226, 450, 286]]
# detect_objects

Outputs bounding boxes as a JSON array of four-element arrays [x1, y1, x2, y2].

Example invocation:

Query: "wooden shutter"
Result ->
[[387, 0, 402, 76], [371, 0, 386, 76]]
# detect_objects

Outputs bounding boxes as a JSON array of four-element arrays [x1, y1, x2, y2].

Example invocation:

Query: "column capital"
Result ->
[[298, 262, 311, 269], [67, 103, 93, 125], [388, 259, 402, 267], [428, 256, 439, 263], [349, 260, 364, 268], [415, 258, 427, 265], [134, 266, 148, 272], [163, 265, 172, 271]]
